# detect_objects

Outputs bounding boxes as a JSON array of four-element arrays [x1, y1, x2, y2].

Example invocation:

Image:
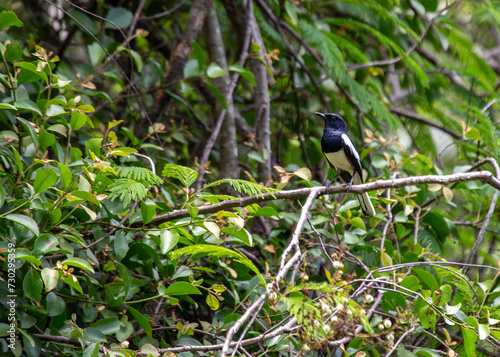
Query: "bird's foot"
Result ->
[[342, 182, 352, 193]]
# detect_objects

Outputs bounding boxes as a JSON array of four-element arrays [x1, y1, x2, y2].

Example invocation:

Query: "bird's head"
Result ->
[[315, 112, 347, 130]]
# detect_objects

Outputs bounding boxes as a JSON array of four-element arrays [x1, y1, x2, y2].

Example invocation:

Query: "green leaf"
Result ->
[[140, 343, 159, 357], [41, 268, 59, 292], [285, 1, 298, 25], [412, 268, 439, 291], [0, 103, 17, 111], [70, 110, 88, 130], [170, 244, 265, 284], [400, 275, 421, 292], [127, 306, 152, 340], [206, 62, 227, 78], [83, 343, 99, 357], [192, 42, 205, 71], [17, 117, 39, 148], [39, 127, 56, 148], [187, 204, 199, 218], [57, 163, 72, 190], [162, 164, 198, 187], [0, 11, 24, 30], [461, 327, 477, 357], [165, 282, 202, 296], [350, 217, 366, 231], [5, 214, 40, 236], [105, 7, 133, 29], [46, 291, 66, 316], [23, 269, 43, 302], [4, 41, 22, 61], [130, 49, 143, 72], [85, 137, 103, 157], [94, 317, 120, 335], [221, 226, 253, 246], [61, 257, 95, 273], [34, 167, 58, 194], [229, 65, 256, 86], [114, 231, 129, 261], [15, 249, 41, 266], [381, 251, 393, 266], [34, 233, 59, 255], [115, 260, 131, 300], [84, 328, 107, 343], [206, 294, 219, 310], [0, 186, 5, 208], [15, 63, 48, 84], [46, 104, 66, 117], [140, 202, 155, 224], [478, 324, 490, 340], [160, 230, 179, 254], [205, 82, 228, 109], [423, 212, 450, 240], [87, 42, 106, 66]]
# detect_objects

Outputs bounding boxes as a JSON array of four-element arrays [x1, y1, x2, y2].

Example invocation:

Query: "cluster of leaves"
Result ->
[[0, 1, 500, 357]]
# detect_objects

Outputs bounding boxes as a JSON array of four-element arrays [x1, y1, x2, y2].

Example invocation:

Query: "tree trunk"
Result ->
[[205, 2, 240, 193]]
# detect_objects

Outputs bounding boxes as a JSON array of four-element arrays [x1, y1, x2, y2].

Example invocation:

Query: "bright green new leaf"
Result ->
[[206, 294, 219, 310], [0, 11, 24, 30]]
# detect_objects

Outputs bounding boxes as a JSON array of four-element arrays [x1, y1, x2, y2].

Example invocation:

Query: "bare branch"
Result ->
[[132, 170, 500, 227]]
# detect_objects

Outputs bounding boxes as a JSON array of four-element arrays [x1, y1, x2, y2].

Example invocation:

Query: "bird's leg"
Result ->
[[343, 174, 355, 193], [325, 173, 339, 187]]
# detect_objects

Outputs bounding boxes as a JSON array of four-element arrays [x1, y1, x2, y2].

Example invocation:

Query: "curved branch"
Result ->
[[132, 170, 500, 227]]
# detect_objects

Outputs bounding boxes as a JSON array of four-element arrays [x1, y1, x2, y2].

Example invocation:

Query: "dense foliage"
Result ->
[[1, 1, 500, 356]]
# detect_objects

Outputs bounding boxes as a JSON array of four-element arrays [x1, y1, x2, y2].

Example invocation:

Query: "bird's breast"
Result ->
[[324, 149, 354, 174]]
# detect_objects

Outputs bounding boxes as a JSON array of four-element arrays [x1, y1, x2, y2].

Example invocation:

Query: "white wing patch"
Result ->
[[341, 134, 360, 161]]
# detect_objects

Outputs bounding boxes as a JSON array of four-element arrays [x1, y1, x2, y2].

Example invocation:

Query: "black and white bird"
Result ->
[[316, 112, 375, 217]]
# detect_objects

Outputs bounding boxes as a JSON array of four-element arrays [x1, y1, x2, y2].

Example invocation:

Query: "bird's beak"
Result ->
[[315, 112, 325, 120]]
